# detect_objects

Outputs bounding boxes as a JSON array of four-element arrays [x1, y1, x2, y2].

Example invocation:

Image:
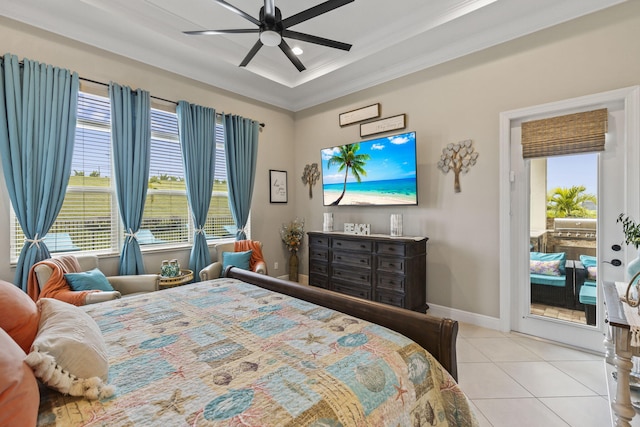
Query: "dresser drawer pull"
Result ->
[[360, 259, 365, 263]]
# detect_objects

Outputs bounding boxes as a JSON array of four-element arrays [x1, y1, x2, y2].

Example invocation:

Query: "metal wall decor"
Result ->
[[437, 139, 479, 193], [301, 163, 320, 198]]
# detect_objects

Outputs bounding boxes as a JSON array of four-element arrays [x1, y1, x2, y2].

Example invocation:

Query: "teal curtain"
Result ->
[[109, 83, 150, 275], [223, 115, 259, 240], [177, 101, 216, 281], [0, 54, 79, 291]]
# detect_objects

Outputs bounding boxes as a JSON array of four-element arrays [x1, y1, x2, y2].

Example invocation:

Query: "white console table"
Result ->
[[603, 281, 640, 426]]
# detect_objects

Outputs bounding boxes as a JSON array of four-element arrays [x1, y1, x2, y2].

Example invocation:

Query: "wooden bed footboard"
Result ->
[[223, 267, 459, 381]]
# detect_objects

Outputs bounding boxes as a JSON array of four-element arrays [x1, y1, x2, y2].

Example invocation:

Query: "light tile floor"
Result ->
[[456, 322, 638, 427]]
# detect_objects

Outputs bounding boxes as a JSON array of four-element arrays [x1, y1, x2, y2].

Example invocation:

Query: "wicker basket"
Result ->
[[159, 269, 194, 288]]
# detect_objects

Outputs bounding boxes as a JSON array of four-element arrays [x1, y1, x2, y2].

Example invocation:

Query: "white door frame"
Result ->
[[499, 86, 640, 344]]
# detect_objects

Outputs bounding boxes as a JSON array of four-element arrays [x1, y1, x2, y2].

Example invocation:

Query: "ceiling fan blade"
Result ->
[[282, 29, 351, 51], [282, 0, 354, 29], [263, 0, 276, 24], [184, 29, 260, 36], [239, 40, 264, 67], [279, 39, 306, 72], [213, 0, 261, 26]]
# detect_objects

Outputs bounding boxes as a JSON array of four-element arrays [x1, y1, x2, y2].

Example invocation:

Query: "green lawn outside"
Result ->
[[13, 176, 235, 254]]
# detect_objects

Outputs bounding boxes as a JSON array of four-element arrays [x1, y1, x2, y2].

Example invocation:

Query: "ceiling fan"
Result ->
[[184, 0, 354, 72]]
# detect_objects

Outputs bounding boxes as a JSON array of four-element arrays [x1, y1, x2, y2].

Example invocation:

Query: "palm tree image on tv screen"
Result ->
[[320, 131, 418, 206]]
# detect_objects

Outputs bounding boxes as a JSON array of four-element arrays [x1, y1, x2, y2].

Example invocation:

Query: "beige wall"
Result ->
[[0, 16, 297, 281], [1, 1, 640, 320], [293, 1, 640, 317]]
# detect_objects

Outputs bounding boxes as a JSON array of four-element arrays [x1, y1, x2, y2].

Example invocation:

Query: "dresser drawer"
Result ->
[[377, 242, 406, 256], [309, 235, 329, 247], [309, 262, 328, 275], [332, 251, 372, 268], [375, 291, 405, 308], [332, 238, 372, 252], [377, 257, 406, 273], [376, 272, 405, 291], [309, 247, 329, 262], [309, 274, 329, 289], [332, 266, 371, 285], [334, 283, 371, 300]]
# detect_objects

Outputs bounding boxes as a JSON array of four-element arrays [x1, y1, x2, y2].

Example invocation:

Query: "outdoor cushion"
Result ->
[[580, 255, 597, 268], [580, 284, 597, 305], [530, 273, 566, 287], [530, 252, 566, 275], [530, 260, 562, 276]]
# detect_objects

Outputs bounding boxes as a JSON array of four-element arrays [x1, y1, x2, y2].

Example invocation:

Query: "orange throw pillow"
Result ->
[[0, 328, 39, 427], [0, 280, 40, 353]]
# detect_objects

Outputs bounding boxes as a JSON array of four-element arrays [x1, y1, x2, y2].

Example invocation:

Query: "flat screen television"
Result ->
[[320, 131, 418, 206]]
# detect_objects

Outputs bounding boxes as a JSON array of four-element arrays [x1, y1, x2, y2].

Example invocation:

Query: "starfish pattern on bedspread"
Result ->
[[36, 278, 479, 427]]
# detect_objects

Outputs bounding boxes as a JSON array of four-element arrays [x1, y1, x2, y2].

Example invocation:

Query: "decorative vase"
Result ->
[[390, 214, 403, 237], [323, 212, 333, 232], [161, 260, 171, 277], [289, 251, 299, 282]]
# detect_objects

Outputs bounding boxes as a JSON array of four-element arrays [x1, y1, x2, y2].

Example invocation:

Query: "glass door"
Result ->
[[529, 154, 597, 326], [505, 94, 633, 353]]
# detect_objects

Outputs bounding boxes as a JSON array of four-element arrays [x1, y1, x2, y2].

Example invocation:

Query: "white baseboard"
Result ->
[[427, 303, 502, 331], [275, 273, 309, 285]]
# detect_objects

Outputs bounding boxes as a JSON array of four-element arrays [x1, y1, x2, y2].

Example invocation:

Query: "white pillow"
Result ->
[[25, 298, 114, 400]]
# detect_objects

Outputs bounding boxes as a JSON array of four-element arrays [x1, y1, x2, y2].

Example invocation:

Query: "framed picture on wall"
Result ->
[[269, 170, 287, 203]]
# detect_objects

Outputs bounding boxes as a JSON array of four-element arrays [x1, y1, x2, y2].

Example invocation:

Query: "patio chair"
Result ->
[[530, 251, 578, 310]]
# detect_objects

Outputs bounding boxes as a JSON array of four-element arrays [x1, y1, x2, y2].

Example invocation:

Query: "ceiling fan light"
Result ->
[[260, 30, 281, 47]]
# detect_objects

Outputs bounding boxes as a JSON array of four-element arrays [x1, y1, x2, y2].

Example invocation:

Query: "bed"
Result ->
[[36, 267, 477, 426]]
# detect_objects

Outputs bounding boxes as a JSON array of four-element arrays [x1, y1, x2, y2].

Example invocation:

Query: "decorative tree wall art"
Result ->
[[437, 139, 479, 193], [301, 163, 321, 198]]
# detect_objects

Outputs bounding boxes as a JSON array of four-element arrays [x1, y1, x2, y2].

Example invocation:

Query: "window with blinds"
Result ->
[[11, 92, 117, 258], [10, 91, 241, 261]]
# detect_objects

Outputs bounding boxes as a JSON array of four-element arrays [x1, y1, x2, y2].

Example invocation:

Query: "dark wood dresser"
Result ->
[[307, 231, 428, 312]]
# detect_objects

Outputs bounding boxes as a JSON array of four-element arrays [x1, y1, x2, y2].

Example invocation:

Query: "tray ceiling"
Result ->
[[0, 0, 626, 111]]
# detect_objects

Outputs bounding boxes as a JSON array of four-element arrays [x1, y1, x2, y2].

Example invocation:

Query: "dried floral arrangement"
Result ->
[[280, 218, 305, 252]]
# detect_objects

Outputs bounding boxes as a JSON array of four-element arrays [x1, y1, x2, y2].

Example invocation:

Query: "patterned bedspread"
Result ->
[[37, 278, 478, 426]]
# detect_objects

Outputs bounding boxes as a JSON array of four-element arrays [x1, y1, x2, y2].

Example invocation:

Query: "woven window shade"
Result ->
[[521, 108, 608, 159]]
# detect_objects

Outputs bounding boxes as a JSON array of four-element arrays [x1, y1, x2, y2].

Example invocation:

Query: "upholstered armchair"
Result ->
[[33, 255, 160, 305], [199, 241, 267, 281]]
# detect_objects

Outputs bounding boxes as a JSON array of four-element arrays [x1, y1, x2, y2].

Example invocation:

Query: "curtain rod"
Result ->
[[80, 76, 265, 128]]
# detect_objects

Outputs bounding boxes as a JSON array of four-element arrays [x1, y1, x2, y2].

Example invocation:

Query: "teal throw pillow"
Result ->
[[530, 252, 566, 275], [579, 255, 597, 268], [64, 268, 114, 292], [221, 250, 253, 277]]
